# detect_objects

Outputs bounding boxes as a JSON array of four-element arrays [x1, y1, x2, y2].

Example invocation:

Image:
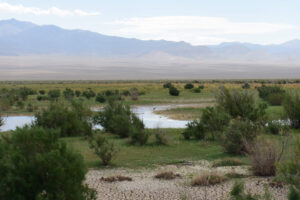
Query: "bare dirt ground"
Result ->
[[1, 56, 300, 80], [85, 161, 288, 200]]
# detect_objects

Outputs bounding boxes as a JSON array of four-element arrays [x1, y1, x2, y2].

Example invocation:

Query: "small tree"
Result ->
[[169, 86, 180, 96], [48, 89, 61, 101], [184, 83, 194, 89], [89, 133, 118, 166], [0, 126, 96, 200]]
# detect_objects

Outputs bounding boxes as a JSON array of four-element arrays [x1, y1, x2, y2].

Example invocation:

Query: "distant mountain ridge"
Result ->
[[0, 18, 300, 61]]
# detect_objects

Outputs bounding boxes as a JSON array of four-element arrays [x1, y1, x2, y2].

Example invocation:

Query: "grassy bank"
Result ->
[[1, 81, 300, 115], [63, 129, 243, 168]]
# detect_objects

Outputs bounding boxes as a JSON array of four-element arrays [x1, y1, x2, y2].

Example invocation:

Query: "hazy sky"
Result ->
[[0, 0, 300, 45]]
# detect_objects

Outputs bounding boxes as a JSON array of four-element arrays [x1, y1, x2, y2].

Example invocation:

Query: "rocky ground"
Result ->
[[85, 161, 288, 200]]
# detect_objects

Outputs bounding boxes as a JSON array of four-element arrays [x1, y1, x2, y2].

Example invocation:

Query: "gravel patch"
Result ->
[[85, 161, 288, 200]]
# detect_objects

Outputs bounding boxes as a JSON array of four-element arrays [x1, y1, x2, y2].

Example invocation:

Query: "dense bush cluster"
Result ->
[[94, 100, 148, 144], [221, 119, 258, 155], [0, 87, 36, 110], [48, 89, 61, 101], [257, 85, 286, 105], [63, 88, 75, 99], [35, 101, 92, 137], [201, 107, 231, 140], [216, 87, 267, 121], [182, 120, 205, 140], [284, 94, 300, 129], [82, 89, 96, 99], [0, 126, 96, 200]]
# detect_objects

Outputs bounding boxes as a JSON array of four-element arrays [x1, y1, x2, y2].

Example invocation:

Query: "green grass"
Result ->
[[1, 81, 300, 117], [62, 129, 237, 168], [266, 106, 285, 120]]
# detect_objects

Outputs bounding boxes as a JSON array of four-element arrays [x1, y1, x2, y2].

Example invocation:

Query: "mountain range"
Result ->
[[1, 18, 300, 62]]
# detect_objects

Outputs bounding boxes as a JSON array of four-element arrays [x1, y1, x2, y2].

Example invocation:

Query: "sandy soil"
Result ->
[[154, 103, 216, 120], [85, 161, 288, 200]]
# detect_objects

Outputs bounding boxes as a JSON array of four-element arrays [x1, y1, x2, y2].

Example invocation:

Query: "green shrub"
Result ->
[[230, 182, 260, 200], [129, 127, 149, 145], [17, 87, 36, 101], [94, 100, 145, 138], [96, 93, 106, 103], [16, 100, 24, 109], [0, 115, 3, 128], [82, 89, 96, 99], [35, 101, 92, 137], [284, 94, 300, 128], [184, 83, 194, 89], [48, 89, 60, 101], [39, 90, 45, 95], [216, 87, 267, 121], [169, 86, 180, 96], [222, 119, 258, 155], [63, 88, 75, 99], [193, 88, 201, 93], [198, 85, 205, 90], [201, 107, 231, 140], [0, 126, 96, 200], [27, 103, 34, 112], [257, 85, 285, 100], [278, 139, 300, 191], [266, 93, 286, 106], [153, 128, 168, 145], [242, 83, 250, 89], [163, 82, 173, 88], [266, 121, 286, 135], [89, 133, 118, 166], [37, 95, 49, 101], [183, 120, 205, 140], [75, 90, 81, 97]]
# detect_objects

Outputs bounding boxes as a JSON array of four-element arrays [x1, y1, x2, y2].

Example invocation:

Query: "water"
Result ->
[[1, 116, 35, 132], [0, 105, 190, 132]]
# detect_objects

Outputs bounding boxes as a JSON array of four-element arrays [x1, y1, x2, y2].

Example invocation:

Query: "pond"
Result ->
[[0, 105, 190, 132]]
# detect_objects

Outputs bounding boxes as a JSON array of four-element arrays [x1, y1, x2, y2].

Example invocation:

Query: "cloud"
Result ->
[[0, 2, 100, 17], [108, 16, 295, 45]]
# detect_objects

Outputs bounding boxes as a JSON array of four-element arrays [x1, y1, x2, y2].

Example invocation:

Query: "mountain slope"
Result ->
[[0, 19, 210, 57], [0, 19, 300, 61]]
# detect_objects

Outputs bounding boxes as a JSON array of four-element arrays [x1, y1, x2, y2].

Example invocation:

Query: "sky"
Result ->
[[0, 0, 300, 45]]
